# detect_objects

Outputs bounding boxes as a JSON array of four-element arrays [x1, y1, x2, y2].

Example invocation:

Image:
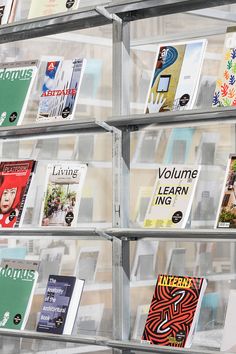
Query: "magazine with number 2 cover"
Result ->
[[37, 58, 86, 122]]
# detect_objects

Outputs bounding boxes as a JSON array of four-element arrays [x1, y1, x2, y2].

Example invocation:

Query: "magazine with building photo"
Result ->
[[0, 259, 38, 330], [215, 155, 236, 228], [144, 165, 200, 228], [212, 26, 236, 107], [0, 0, 15, 25], [37, 274, 84, 335], [28, 0, 80, 19], [0, 60, 38, 127], [40, 162, 87, 227], [145, 39, 207, 113], [142, 274, 207, 348], [36, 58, 86, 122], [0, 160, 36, 228]]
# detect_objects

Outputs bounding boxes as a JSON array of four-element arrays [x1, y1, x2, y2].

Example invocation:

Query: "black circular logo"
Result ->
[[13, 314, 22, 325], [65, 211, 74, 225], [9, 112, 18, 123], [55, 316, 63, 328], [62, 107, 70, 118], [176, 330, 186, 342], [66, 0, 75, 9], [172, 211, 183, 224], [9, 210, 16, 221], [179, 94, 190, 107]]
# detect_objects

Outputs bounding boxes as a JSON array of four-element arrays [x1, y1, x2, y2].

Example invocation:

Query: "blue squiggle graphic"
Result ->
[[152, 46, 179, 87]]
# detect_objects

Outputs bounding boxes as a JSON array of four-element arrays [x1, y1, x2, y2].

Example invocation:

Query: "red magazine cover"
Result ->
[[142, 274, 207, 348], [0, 160, 36, 228]]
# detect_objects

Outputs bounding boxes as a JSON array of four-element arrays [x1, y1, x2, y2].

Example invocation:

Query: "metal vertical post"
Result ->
[[112, 18, 131, 345]]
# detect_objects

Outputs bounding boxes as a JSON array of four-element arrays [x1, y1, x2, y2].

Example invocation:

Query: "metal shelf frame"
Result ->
[[0, 1, 235, 354], [0, 0, 236, 43]]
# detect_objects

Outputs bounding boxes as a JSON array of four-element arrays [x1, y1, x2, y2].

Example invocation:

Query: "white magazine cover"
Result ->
[[144, 165, 201, 228], [145, 39, 207, 113], [40, 162, 87, 227], [36, 58, 86, 122], [0, 0, 14, 24], [28, 0, 80, 18]]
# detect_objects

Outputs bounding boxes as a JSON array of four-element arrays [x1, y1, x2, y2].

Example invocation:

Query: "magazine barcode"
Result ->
[[218, 222, 230, 228]]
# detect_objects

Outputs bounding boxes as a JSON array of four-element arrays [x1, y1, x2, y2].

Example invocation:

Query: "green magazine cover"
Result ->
[[0, 60, 38, 127], [0, 262, 38, 330]]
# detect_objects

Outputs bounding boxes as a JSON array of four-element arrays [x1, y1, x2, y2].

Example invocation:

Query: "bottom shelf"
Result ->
[[0, 329, 227, 354]]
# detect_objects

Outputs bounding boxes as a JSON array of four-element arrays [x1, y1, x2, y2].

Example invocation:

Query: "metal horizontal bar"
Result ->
[[108, 0, 236, 22], [0, 0, 235, 43], [107, 106, 236, 130], [0, 120, 106, 140], [0, 6, 111, 44], [0, 329, 109, 347], [0, 227, 100, 238], [107, 228, 236, 241], [108, 340, 218, 354]]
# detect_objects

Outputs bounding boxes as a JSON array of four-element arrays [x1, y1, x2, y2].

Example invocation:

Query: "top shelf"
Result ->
[[1, 0, 236, 43]]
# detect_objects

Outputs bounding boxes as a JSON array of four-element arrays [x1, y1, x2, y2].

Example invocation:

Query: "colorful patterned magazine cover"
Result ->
[[28, 0, 80, 18], [212, 27, 236, 107], [0, 0, 15, 24], [142, 274, 207, 348], [215, 154, 236, 228], [144, 165, 200, 228], [40, 162, 87, 227], [0, 160, 36, 228], [0, 60, 38, 127], [36, 58, 86, 122], [145, 39, 207, 113]]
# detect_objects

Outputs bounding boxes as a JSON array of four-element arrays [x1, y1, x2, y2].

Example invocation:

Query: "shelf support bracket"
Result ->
[[96, 6, 122, 24], [96, 229, 113, 241]]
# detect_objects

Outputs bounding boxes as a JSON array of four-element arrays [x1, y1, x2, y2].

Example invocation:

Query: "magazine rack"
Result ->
[[0, 0, 236, 353]]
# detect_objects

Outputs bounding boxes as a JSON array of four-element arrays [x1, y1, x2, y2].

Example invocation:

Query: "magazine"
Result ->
[[212, 26, 236, 107], [28, 0, 80, 18], [0, 160, 36, 228], [142, 274, 207, 348], [145, 39, 207, 113], [0, 259, 38, 330], [144, 165, 200, 228], [0, 60, 38, 127], [215, 154, 236, 228], [40, 162, 87, 227], [36, 58, 86, 122], [37, 274, 84, 335]]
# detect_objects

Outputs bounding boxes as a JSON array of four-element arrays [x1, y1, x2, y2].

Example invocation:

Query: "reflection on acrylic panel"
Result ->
[[165, 248, 186, 276], [131, 240, 158, 281], [75, 303, 104, 336], [196, 75, 217, 109], [164, 128, 195, 164], [196, 132, 219, 165], [38, 247, 64, 288], [145, 40, 207, 113], [132, 304, 150, 340], [134, 187, 153, 225], [132, 130, 162, 163], [74, 247, 100, 283], [221, 290, 236, 352], [195, 243, 213, 277]]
